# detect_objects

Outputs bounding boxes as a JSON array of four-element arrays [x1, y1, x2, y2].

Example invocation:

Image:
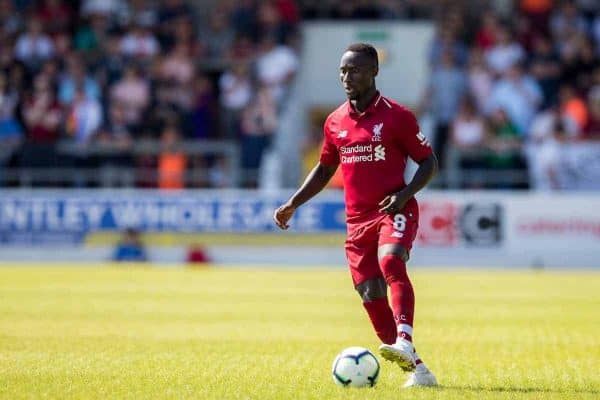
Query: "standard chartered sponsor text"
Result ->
[[339, 143, 386, 164], [341, 144, 372, 164]]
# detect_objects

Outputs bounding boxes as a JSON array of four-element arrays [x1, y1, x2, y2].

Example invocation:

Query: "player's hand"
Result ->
[[273, 202, 296, 230], [378, 190, 411, 215]]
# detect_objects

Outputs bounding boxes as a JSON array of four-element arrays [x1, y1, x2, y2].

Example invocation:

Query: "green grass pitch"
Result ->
[[1, 265, 599, 399]]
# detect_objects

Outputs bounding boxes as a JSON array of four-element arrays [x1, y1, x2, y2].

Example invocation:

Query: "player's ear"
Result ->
[[372, 65, 379, 77]]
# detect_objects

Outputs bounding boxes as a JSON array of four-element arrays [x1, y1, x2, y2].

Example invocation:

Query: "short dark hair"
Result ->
[[345, 43, 378, 67]]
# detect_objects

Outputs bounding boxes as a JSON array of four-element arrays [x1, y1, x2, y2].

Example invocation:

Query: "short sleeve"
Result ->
[[319, 122, 340, 166], [398, 108, 433, 163]]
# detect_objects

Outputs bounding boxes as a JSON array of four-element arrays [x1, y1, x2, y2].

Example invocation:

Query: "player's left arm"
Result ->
[[379, 109, 438, 214]]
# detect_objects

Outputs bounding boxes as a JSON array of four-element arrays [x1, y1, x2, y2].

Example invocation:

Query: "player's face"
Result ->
[[339, 51, 377, 100]]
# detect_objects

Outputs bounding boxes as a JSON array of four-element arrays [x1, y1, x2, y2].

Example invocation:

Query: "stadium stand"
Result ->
[[0, 0, 598, 190]]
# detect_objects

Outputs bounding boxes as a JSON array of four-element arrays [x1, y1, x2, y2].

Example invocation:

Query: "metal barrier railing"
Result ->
[[0, 139, 243, 187], [443, 147, 529, 189]]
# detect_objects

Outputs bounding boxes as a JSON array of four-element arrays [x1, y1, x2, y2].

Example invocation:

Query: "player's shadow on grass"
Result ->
[[440, 385, 599, 395]]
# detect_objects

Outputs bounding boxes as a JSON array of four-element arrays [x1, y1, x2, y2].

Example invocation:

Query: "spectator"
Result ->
[[0, 0, 22, 37], [22, 75, 62, 144], [255, 34, 299, 103], [14, 18, 54, 71], [3, 58, 27, 102], [593, 13, 600, 53], [159, 41, 194, 85], [73, 13, 110, 56], [154, 73, 195, 118], [451, 97, 488, 152], [429, 25, 469, 68], [119, 22, 160, 60], [231, 0, 259, 40], [52, 30, 73, 60], [189, 74, 216, 140], [58, 56, 101, 106], [485, 25, 526, 75], [486, 108, 524, 175], [93, 34, 126, 87], [157, 0, 194, 48], [109, 65, 150, 128], [584, 87, 600, 139], [225, 34, 256, 63], [219, 61, 252, 137], [199, 6, 235, 64], [158, 124, 186, 190], [0, 72, 22, 137], [112, 227, 147, 262], [560, 35, 597, 91], [475, 12, 500, 50], [94, 104, 134, 186], [0, 72, 22, 167], [158, 0, 193, 26], [65, 86, 103, 144], [550, 1, 588, 41], [450, 97, 488, 187], [124, 0, 158, 29], [169, 16, 196, 54], [420, 50, 467, 166], [467, 48, 494, 114], [37, 0, 73, 35], [275, 0, 301, 26], [559, 83, 588, 133], [81, 0, 128, 21], [528, 34, 562, 107], [257, 0, 287, 42], [239, 86, 277, 188], [96, 104, 132, 148], [487, 63, 542, 135], [186, 243, 210, 264], [527, 119, 570, 191], [19, 74, 62, 173]]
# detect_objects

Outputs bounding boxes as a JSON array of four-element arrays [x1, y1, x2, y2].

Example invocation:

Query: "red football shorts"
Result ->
[[344, 200, 419, 286]]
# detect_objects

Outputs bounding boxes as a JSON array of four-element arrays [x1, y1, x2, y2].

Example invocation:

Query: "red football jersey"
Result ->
[[319, 92, 432, 222]]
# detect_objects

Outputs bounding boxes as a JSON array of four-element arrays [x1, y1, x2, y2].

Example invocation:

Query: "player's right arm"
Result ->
[[274, 114, 340, 230], [273, 162, 337, 230]]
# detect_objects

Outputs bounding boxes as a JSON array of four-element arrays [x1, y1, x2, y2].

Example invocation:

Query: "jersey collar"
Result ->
[[347, 91, 382, 117]]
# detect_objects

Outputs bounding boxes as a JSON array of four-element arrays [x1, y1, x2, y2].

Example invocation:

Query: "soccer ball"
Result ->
[[331, 347, 380, 387]]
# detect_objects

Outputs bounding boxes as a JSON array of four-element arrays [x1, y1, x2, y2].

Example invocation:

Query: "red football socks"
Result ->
[[362, 297, 396, 345], [380, 254, 415, 342]]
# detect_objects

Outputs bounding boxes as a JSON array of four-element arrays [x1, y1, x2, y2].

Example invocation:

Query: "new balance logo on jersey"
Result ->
[[374, 144, 386, 161], [416, 131, 430, 147], [391, 231, 404, 238], [372, 123, 383, 141], [337, 130, 348, 138]]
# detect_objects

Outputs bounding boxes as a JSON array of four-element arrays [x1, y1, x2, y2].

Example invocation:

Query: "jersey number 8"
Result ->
[[393, 214, 407, 232]]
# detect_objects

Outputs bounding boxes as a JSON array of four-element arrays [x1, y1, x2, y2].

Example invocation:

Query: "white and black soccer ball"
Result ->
[[331, 347, 380, 387]]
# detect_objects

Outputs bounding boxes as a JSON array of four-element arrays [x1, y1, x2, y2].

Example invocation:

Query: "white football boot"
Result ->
[[378, 338, 416, 372], [403, 365, 438, 388]]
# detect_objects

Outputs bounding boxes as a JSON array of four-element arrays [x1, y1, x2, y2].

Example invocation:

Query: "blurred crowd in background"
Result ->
[[414, 0, 600, 190], [0, 0, 301, 188], [0, 0, 598, 190]]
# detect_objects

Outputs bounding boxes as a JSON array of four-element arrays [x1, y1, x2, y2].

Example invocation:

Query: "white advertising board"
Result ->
[[410, 192, 600, 268], [0, 190, 598, 268]]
